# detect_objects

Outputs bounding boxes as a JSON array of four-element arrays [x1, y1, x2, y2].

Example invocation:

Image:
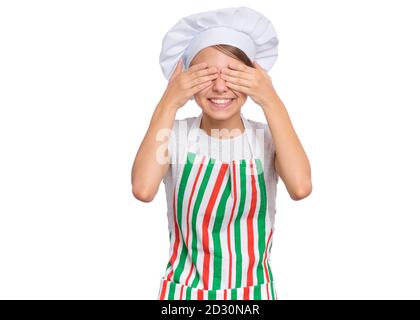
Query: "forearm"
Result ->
[[131, 98, 177, 201], [261, 93, 312, 199]]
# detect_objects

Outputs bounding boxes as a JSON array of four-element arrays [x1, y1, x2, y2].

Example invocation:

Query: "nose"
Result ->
[[211, 72, 229, 93]]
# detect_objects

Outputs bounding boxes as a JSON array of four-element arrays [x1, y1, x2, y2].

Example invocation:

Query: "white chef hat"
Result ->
[[159, 6, 279, 81]]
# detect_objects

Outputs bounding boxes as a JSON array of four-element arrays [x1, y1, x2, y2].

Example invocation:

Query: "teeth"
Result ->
[[210, 99, 232, 104]]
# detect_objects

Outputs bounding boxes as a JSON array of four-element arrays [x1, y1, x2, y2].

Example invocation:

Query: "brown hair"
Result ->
[[211, 44, 254, 68]]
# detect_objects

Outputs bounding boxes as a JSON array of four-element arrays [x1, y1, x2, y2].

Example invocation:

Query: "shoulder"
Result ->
[[248, 120, 278, 185], [246, 118, 278, 182], [247, 118, 269, 131], [171, 115, 197, 133], [247, 117, 276, 167], [247, 118, 273, 147], [168, 115, 198, 151]]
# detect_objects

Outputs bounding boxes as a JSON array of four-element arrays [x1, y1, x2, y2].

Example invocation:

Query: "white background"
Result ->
[[1, 0, 419, 299]]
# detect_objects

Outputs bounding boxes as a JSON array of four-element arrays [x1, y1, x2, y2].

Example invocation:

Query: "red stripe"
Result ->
[[184, 266, 194, 290], [166, 185, 179, 281], [246, 160, 257, 287], [159, 279, 168, 300], [179, 286, 184, 299], [223, 289, 227, 300], [266, 283, 270, 300], [186, 156, 206, 247], [183, 156, 206, 291], [202, 163, 229, 290], [264, 229, 273, 299], [197, 290, 203, 300], [243, 287, 250, 300], [263, 229, 273, 282], [226, 160, 237, 288]]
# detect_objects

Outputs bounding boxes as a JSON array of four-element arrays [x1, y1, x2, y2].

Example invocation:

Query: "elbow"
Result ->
[[132, 185, 156, 203], [290, 180, 312, 201]]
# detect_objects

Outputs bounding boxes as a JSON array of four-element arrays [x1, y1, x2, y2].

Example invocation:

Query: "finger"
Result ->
[[253, 60, 263, 69], [187, 62, 208, 74], [253, 60, 268, 74], [169, 59, 183, 81], [220, 67, 252, 80], [227, 62, 250, 72], [189, 73, 219, 87], [188, 80, 213, 96], [220, 73, 252, 87], [191, 66, 218, 80], [225, 81, 250, 94]]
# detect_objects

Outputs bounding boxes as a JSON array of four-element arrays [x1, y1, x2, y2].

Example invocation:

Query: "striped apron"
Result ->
[[159, 112, 277, 300]]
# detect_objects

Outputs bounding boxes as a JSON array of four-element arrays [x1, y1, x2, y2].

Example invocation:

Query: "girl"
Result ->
[[131, 7, 312, 300]]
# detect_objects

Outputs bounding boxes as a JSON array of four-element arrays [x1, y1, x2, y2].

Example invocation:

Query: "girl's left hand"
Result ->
[[220, 61, 278, 108]]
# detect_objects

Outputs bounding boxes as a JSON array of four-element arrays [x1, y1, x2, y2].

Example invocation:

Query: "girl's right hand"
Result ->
[[160, 59, 219, 110]]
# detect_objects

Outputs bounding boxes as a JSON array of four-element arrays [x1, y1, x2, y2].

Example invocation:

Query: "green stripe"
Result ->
[[234, 160, 247, 288], [190, 267, 199, 288], [212, 174, 231, 290], [186, 287, 192, 300], [231, 288, 237, 300], [254, 285, 262, 300], [165, 232, 173, 272], [208, 290, 217, 300], [173, 152, 196, 282], [191, 157, 215, 288], [267, 242, 275, 299], [270, 282, 276, 300], [255, 158, 267, 287], [234, 160, 246, 288], [168, 281, 176, 300]]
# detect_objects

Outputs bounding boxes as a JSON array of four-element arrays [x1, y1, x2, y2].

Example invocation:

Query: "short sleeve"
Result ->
[[163, 166, 171, 185], [263, 123, 278, 184], [261, 122, 278, 224], [163, 120, 179, 185], [162, 115, 204, 185]]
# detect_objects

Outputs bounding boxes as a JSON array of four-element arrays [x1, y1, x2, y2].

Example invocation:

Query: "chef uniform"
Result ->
[[157, 6, 279, 300]]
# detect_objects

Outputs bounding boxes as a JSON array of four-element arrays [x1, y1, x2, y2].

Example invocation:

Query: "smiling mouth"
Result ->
[[207, 98, 235, 109]]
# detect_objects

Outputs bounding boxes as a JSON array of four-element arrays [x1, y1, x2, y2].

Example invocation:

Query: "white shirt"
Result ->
[[163, 115, 279, 227]]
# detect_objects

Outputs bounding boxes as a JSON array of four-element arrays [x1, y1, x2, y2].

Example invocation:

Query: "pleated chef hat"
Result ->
[[159, 6, 279, 81]]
